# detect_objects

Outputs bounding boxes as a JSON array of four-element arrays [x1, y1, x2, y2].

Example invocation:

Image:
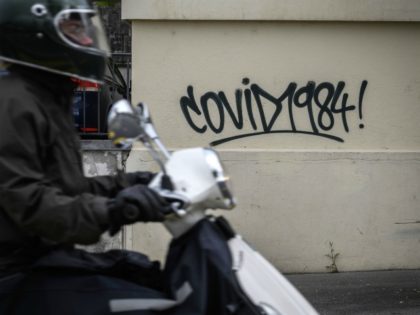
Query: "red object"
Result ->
[[79, 127, 98, 132], [71, 78, 99, 89]]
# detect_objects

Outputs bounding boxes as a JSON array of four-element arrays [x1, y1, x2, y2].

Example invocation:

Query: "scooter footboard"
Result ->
[[227, 235, 319, 315]]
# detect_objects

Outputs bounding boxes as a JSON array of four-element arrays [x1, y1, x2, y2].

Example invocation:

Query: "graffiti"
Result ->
[[180, 78, 368, 146]]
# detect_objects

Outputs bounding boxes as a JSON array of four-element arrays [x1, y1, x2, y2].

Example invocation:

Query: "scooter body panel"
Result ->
[[228, 235, 319, 315]]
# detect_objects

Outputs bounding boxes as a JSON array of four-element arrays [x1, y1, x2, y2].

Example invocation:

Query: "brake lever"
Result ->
[[155, 189, 189, 217]]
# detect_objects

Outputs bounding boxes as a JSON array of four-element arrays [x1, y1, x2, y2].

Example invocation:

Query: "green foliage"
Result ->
[[94, 0, 119, 7]]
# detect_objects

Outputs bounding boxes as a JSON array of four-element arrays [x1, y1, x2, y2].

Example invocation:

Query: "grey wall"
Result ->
[[80, 140, 130, 251]]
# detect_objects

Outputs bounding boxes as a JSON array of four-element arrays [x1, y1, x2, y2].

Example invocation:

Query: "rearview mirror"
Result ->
[[107, 99, 143, 147]]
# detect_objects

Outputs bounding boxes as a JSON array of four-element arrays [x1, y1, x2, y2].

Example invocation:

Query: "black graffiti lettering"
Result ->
[[286, 83, 298, 132], [218, 90, 244, 129], [339, 93, 353, 132], [358, 80, 368, 129], [293, 81, 318, 133], [314, 82, 335, 131], [328, 81, 345, 130], [244, 83, 258, 130], [327, 82, 349, 132], [179, 79, 368, 145], [201, 92, 224, 133], [250, 84, 283, 132], [180, 85, 207, 133]]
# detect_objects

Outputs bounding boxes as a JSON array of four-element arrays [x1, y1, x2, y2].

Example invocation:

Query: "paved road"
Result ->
[[286, 270, 420, 315]]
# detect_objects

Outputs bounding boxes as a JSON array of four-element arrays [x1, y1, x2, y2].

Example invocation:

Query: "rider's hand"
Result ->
[[125, 171, 156, 186], [107, 184, 166, 235]]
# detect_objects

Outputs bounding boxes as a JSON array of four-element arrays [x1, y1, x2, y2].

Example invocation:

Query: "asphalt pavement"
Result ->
[[286, 270, 420, 315]]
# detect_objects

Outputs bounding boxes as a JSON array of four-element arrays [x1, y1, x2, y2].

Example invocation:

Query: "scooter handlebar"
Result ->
[[156, 189, 189, 217]]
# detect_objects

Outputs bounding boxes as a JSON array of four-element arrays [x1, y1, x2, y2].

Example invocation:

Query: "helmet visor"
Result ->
[[55, 9, 110, 56]]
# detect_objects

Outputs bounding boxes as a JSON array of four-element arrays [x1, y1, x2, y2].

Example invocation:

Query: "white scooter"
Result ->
[[107, 100, 318, 315]]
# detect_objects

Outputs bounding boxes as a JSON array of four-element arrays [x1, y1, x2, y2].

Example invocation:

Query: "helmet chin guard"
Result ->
[[0, 0, 110, 83]]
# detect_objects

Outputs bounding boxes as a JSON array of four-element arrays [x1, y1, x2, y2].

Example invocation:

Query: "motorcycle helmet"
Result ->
[[0, 0, 110, 83]]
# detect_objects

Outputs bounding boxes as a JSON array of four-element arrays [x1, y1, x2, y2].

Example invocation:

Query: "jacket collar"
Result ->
[[9, 65, 77, 104]]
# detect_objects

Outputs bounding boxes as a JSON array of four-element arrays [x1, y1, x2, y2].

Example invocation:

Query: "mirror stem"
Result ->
[[142, 139, 168, 174]]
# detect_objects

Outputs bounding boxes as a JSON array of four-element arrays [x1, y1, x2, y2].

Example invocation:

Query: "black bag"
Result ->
[[161, 218, 260, 315], [0, 218, 260, 315], [0, 248, 165, 315]]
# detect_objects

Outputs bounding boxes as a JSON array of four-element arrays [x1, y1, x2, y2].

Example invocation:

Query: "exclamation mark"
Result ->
[[358, 80, 368, 129]]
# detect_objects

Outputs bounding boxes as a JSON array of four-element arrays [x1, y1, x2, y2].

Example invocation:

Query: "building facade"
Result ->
[[121, 0, 420, 273]]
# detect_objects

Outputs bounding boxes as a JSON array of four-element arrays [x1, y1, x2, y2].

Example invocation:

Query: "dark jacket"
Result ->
[[0, 66, 132, 274]]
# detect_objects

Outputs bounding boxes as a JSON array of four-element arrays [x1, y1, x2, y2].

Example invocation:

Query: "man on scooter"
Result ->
[[0, 0, 168, 313]]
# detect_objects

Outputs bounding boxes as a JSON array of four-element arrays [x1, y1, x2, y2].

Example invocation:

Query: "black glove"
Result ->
[[108, 184, 167, 235], [125, 171, 156, 186]]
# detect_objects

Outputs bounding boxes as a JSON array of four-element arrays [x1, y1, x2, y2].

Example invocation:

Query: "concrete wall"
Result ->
[[81, 141, 129, 252], [122, 0, 420, 273]]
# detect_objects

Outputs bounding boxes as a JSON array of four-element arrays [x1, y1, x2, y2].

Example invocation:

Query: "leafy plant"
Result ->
[[94, 0, 119, 7], [325, 241, 340, 273]]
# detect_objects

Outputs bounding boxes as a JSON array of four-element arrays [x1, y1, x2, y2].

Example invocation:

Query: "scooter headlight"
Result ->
[[204, 149, 236, 209]]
